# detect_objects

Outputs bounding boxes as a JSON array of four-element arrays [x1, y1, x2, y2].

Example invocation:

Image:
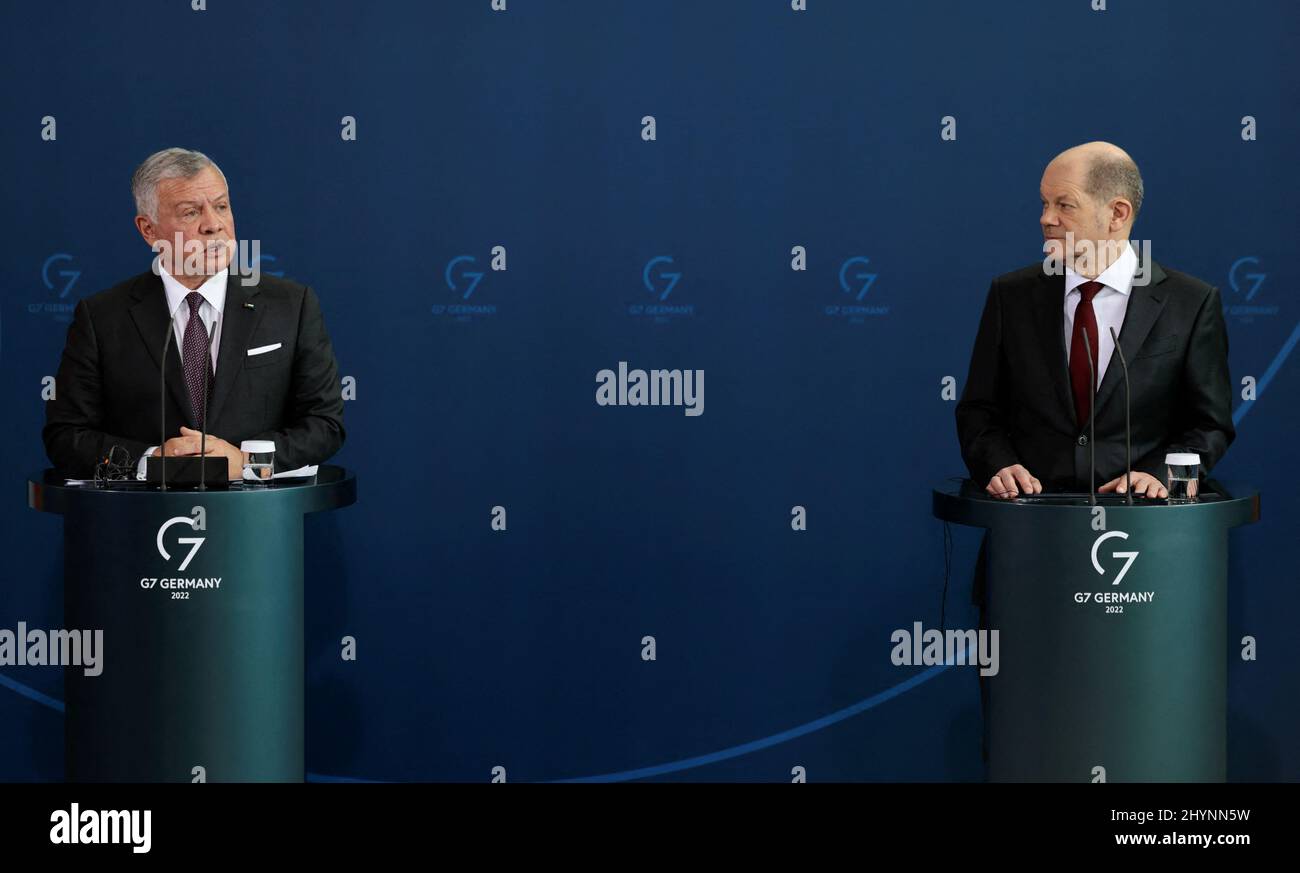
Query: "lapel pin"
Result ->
[[243, 302, 255, 309]]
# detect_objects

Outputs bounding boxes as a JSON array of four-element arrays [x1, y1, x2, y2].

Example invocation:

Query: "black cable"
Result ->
[[93, 444, 134, 487], [940, 520, 952, 635], [939, 477, 967, 634]]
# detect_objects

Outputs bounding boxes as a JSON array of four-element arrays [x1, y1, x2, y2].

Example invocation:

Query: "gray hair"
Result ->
[[1084, 153, 1144, 220], [131, 147, 227, 221]]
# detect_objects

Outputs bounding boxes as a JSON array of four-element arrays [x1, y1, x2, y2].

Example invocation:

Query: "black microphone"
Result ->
[[1110, 326, 1133, 504], [156, 297, 214, 490], [1081, 329, 1097, 505], [198, 317, 210, 492], [158, 318, 174, 491]]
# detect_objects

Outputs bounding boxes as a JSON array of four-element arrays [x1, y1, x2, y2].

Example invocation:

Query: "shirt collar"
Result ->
[[1065, 240, 1138, 297], [159, 263, 229, 318]]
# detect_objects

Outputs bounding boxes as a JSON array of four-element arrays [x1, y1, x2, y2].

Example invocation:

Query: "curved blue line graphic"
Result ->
[[0, 673, 64, 713], [1233, 316, 1300, 427], [548, 650, 965, 782], [1, 656, 962, 783], [306, 772, 384, 783]]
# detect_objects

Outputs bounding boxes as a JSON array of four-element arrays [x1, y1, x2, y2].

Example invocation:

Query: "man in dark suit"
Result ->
[[957, 141, 1233, 499], [955, 141, 1234, 764], [43, 147, 345, 479]]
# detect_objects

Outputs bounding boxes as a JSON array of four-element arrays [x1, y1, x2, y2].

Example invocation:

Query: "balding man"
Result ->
[[957, 142, 1233, 500], [955, 142, 1234, 764], [43, 147, 346, 479]]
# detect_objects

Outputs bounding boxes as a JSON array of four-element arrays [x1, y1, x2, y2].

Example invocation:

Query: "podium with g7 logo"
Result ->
[[933, 480, 1258, 782], [28, 467, 356, 782]]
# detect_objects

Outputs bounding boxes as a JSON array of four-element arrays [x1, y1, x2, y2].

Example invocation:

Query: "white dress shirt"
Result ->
[[160, 263, 227, 364], [136, 265, 230, 477], [1063, 241, 1138, 385]]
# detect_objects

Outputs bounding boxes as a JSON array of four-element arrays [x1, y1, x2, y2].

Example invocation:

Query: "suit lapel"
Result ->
[[128, 272, 194, 424], [1032, 266, 1076, 425], [1094, 258, 1169, 417], [206, 270, 265, 429]]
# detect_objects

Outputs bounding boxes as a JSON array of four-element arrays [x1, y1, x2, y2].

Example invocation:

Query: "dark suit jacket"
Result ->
[[955, 253, 1233, 492], [44, 268, 346, 478]]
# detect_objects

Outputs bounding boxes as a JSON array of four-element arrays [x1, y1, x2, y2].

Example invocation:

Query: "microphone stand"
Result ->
[[159, 297, 214, 491], [1081, 330, 1096, 506], [198, 315, 210, 492], [159, 321, 173, 492], [1110, 326, 1133, 504]]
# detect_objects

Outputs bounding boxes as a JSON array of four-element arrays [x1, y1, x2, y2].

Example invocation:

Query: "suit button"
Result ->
[[1078, 435, 1089, 446]]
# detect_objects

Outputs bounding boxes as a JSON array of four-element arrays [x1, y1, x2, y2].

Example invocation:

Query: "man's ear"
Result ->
[[135, 214, 157, 247], [1109, 199, 1133, 233]]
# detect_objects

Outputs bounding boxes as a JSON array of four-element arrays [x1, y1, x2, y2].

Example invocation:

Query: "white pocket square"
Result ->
[[247, 342, 282, 356]]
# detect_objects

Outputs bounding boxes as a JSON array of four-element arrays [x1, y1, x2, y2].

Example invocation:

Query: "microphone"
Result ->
[[156, 297, 214, 491], [198, 317, 210, 491], [1081, 329, 1097, 505], [1110, 326, 1133, 504], [159, 318, 174, 491]]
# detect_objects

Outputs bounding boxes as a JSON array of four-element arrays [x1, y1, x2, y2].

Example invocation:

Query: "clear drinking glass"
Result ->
[[240, 440, 276, 486], [1165, 452, 1200, 503]]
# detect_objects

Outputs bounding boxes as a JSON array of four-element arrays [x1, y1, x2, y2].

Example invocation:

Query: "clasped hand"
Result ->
[[160, 426, 247, 480]]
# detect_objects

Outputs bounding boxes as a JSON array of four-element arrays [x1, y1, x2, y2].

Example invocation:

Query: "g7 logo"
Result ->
[[157, 507, 207, 572], [445, 255, 484, 300], [838, 257, 877, 302], [1091, 530, 1138, 586], [642, 256, 681, 302], [42, 253, 81, 298], [1228, 256, 1265, 301]]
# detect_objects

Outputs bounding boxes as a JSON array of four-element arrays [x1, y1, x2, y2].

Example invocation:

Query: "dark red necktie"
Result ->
[[1069, 281, 1104, 429]]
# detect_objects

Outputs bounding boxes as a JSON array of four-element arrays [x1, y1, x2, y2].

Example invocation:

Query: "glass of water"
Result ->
[[1165, 452, 1200, 503], [240, 440, 276, 486]]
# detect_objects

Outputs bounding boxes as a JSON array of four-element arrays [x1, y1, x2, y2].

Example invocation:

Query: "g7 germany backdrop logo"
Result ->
[[42, 253, 81, 298], [642, 256, 681, 301], [445, 255, 484, 299], [838, 256, 877, 302]]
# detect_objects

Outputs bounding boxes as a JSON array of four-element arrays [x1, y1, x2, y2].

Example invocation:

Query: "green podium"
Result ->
[[27, 466, 356, 782], [933, 480, 1258, 782]]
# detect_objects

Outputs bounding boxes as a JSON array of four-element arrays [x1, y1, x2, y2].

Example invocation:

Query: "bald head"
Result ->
[[1048, 141, 1144, 222], [1040, 142, 1143, 276]]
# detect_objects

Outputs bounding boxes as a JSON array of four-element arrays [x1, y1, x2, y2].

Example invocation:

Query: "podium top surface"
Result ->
[[28, 464, 356, 516], [933, 478, 1259, 529]]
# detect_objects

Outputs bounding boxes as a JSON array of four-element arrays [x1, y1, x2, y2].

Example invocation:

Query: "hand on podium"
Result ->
[[1099, 471, 1168, 499], [162, 426, 249, 480], [986, 464, 1041, 499]]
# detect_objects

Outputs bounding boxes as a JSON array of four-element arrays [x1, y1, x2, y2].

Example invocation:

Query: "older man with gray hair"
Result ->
[[954, 141, 1235, 764], [957, 141, 1233, 500], [43, 147, 345, 479]]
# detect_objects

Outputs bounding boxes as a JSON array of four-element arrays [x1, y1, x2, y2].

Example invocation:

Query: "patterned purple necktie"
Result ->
[[181, 291, 213, 429]]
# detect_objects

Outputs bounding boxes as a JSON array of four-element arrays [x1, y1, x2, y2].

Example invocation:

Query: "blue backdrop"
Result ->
[[1, 0, 1296, 781]]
